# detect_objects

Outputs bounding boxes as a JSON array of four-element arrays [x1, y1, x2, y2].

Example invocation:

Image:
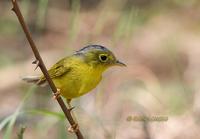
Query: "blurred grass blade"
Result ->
[[3, 86, 36, 139], [68, 0, 80, 43], [0, 115, 13, 131], [113, 8, 135, 40], [37, 0, 49, 29], [26, 109, 65, 120]]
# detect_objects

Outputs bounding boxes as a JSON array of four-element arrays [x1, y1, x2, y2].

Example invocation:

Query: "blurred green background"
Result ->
[[1, 0, 200, 139]]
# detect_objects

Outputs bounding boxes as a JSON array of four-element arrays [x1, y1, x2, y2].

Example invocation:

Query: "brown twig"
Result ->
[[11, 0, 84, 138], [17, 126, 26, 139]]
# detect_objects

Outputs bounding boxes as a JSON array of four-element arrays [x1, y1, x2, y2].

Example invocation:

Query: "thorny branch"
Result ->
[[11, 0, 84, 138]]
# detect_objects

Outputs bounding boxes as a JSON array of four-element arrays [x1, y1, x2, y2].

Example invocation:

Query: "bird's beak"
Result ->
[[115, 60, 126, 67]]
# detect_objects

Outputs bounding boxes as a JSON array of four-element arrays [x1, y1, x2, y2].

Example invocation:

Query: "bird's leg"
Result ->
[[66, 99, 79, 133], [53, 88, 61, 99], [66, 99, 72, 109]]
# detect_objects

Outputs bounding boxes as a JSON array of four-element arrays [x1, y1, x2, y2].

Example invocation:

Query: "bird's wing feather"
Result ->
[[39, 58, 71, 82]]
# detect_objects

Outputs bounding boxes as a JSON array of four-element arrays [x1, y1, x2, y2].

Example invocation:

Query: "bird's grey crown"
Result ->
[[75, 45, 110, 55]]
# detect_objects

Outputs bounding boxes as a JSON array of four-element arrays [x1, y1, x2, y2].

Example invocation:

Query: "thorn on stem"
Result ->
[[11, 6, 16, 12], [32, 59, 40, 70], [11, 0, 16, 12], [68, 106, 75, 112], [32, 59, 38, 64]]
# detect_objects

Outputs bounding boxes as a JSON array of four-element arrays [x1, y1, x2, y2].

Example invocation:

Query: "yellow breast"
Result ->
[[52, 60, 103, 99], [78, 65, 102, 96]]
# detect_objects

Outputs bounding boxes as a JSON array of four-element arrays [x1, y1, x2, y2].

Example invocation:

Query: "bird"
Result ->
[[23, 44, 126, 111]]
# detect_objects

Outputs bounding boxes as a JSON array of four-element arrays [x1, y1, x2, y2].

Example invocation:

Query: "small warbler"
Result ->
[[23, 45, 126, 105]]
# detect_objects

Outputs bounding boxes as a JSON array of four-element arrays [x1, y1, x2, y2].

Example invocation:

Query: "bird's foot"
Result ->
[[53, 88, 61, 99], [68, 123, 79, 133]]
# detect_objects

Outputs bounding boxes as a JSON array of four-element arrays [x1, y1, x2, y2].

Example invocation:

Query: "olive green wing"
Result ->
[[48, 58, 71, 78], [38, 58, 71, 85]]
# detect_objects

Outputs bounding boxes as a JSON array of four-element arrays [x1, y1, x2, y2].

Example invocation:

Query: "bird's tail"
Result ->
[[22, 76, 47, 86]]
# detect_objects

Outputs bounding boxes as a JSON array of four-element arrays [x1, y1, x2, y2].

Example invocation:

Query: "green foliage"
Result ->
[[1, 86, 36, 139]]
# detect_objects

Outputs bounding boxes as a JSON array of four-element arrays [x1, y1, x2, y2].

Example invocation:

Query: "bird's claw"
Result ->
[[68, 123, 79, 133], [53, 88, 61, 99]]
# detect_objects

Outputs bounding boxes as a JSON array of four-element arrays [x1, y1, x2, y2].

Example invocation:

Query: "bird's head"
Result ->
[[75, 45, 126, 71]]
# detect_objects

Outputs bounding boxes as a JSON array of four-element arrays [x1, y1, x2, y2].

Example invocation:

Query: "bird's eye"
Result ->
[[99, 54, 108, 62]]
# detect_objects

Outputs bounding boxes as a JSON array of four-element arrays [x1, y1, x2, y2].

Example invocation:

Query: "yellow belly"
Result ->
[[52, 64, 102, 99]]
